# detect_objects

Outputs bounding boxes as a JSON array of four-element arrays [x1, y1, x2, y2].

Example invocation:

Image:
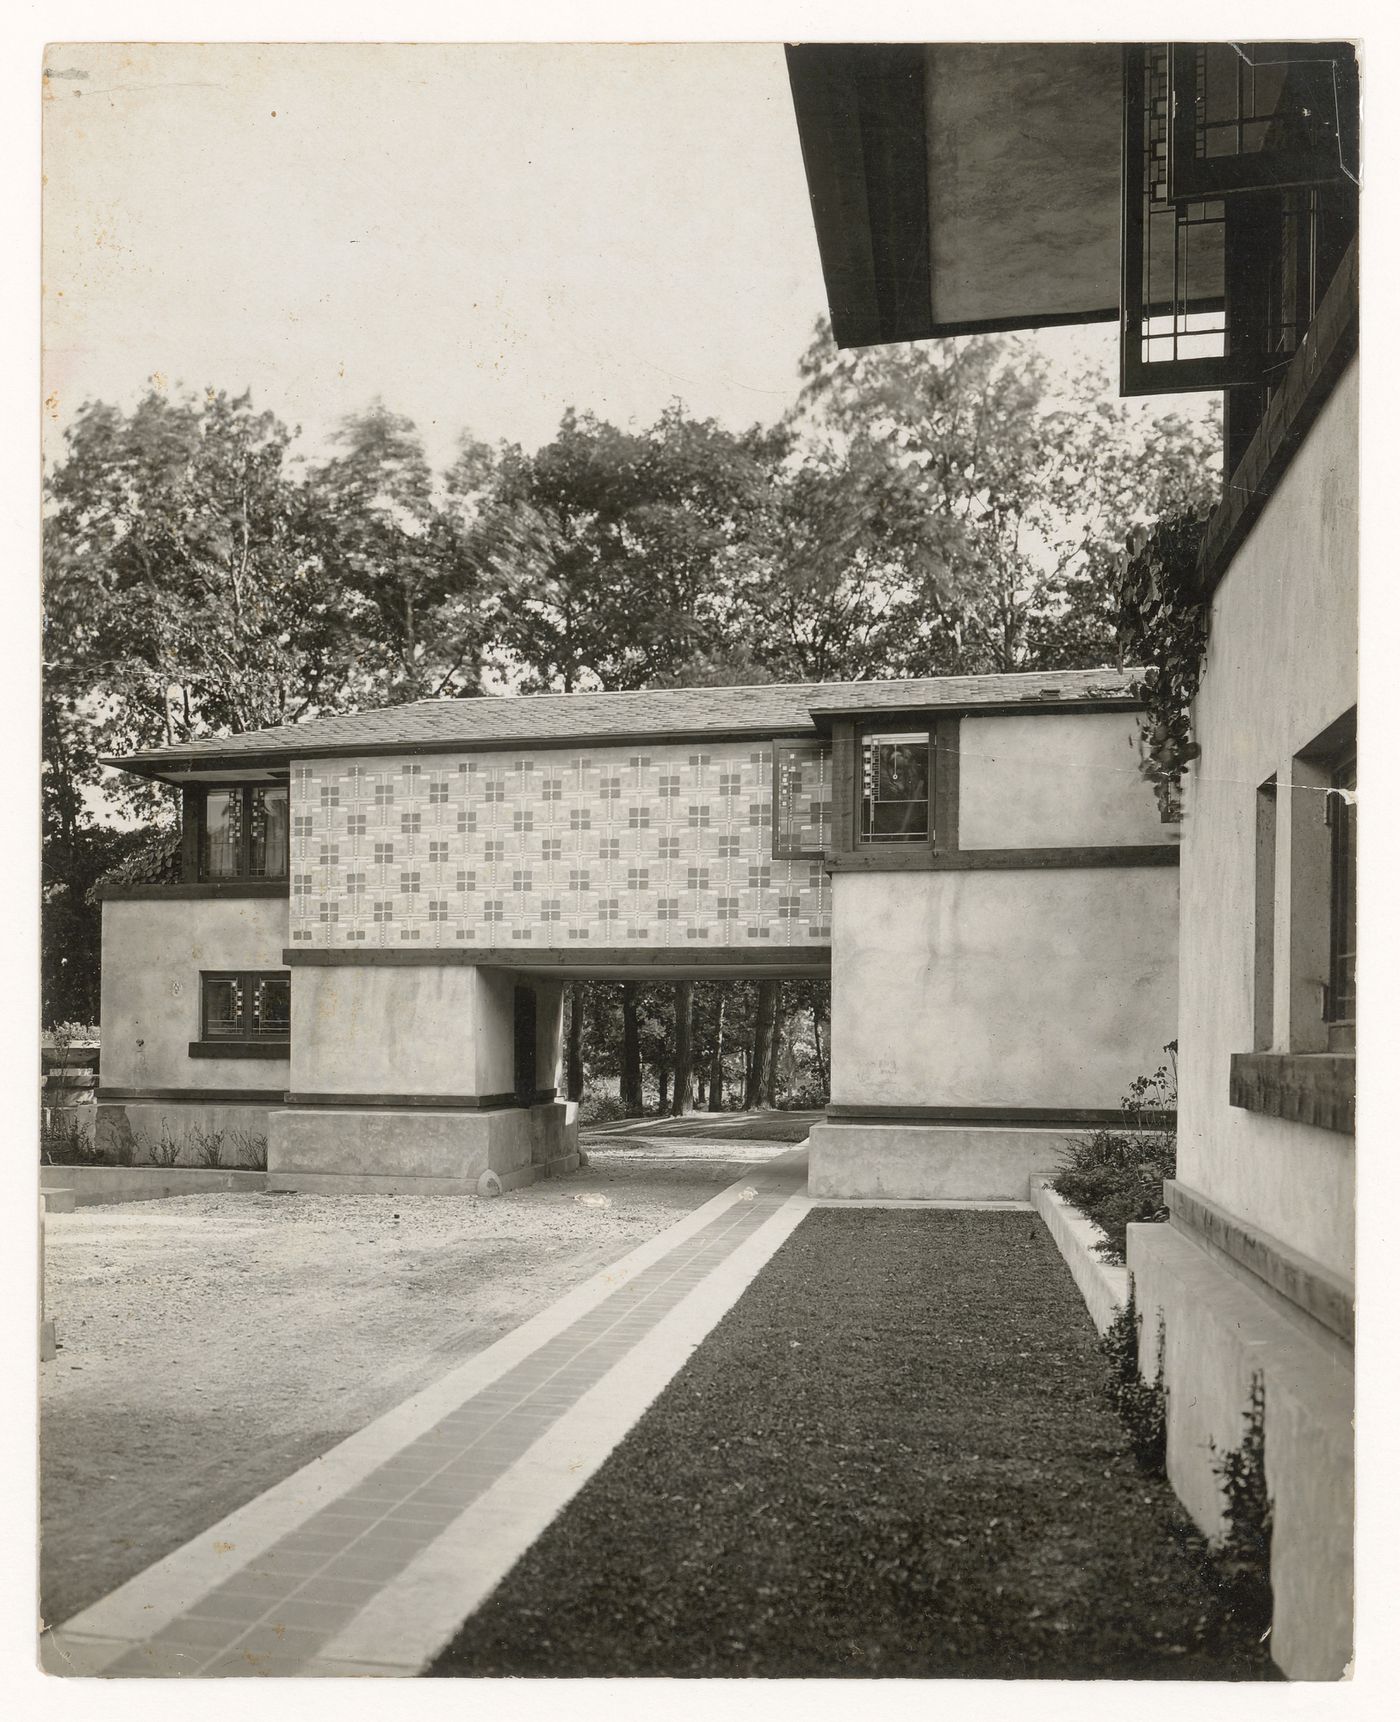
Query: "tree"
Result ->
[[481, 405, 780, 693], [670, 981, 694, 1116]]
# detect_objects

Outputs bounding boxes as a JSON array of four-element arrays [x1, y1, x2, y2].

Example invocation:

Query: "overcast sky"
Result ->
[[42, 39, 1151, 470]]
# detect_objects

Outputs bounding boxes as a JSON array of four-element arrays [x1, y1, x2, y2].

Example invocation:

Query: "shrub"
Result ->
[[578, 1092, 632, 1125], [1052, 1131, 1175, 1264], [186, 1125, 228, 1169], [1051, 1044, 1178, 1263], [1100, 1281, 1167, 1475], [1210, 1375, 1274, 1641]]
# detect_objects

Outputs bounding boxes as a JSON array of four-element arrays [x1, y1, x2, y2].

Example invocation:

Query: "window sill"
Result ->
[[1228, 1052, 1354, 1136], [189, 1040, 291, 1060]]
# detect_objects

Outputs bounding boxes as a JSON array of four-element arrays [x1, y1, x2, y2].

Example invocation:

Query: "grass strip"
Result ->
[[429, 1208, 1275, 1679]]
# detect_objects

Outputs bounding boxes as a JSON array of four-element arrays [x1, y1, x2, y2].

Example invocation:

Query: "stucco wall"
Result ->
[[958, 712, 1173, 850], [1174, 359, 1357, 1277], [100, 897, 289, 1091], [830, 867, 1178, 1109], [287, 740, 831, 952], [290, 964, 521, 1098]]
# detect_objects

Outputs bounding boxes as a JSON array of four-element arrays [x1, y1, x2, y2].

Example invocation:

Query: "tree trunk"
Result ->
[[566, 982, 585, 1103], [620, 982, 643, 1115], [707, 992, 726, 1111], [812, 1004, 828, 1096], [671, 981, 694, 1116], [744, 979, 777, 1110], [764, 983, 786, 1109], [656, 1066, 669, 1115]]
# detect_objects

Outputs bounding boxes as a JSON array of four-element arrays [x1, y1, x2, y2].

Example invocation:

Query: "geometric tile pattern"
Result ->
[[288, 739, 833, 949]]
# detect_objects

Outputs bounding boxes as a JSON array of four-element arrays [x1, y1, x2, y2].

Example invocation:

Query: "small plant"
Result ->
[[187, 1125, 228, 1169], [1101, 1280, 1168, 1476], [147, 1119, 183, 1168], [1210, 1375, 1274, 1641], [40, 1111, 103, 1166], [228, 1127, 269, 1171]]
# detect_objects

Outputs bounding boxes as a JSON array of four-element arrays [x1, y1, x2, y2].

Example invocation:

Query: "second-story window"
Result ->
[[199, 785, 289, 880], [860, 731, 930, 843]]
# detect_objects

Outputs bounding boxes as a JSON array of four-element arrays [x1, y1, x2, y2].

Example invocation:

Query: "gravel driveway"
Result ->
[[40, 1139, 785, 1625]]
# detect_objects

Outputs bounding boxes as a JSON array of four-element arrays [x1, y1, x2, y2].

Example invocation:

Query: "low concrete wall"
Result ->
[[39, 1166, 268, 1207], [1129, 1218, 1353, 1681], [808, 1123, 1069, 1201], [1028, 1176, 1128, 1336], [268, 1099, 572, 1195]]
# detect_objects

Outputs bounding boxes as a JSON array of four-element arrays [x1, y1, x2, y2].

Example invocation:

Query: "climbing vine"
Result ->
[[1115, 509, 1213, 822], [1210, 1375, 1274, 1641]]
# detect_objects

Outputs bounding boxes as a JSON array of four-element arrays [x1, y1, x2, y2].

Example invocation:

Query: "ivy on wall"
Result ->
[[1115, 510, 1212, 822]]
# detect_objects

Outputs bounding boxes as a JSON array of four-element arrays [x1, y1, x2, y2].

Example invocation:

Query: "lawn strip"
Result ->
[[429, 1208, 1275, 1680]]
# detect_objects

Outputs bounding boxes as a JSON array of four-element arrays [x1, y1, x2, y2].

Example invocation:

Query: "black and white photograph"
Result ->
[[13, 4, 1383, 1703]]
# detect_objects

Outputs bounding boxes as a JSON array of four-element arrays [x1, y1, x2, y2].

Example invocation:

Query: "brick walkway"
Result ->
[[44, 1150, 809, 1679]]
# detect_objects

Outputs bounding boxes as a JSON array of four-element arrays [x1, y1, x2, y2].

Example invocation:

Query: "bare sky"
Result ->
[[42, 39, 1152, 470]]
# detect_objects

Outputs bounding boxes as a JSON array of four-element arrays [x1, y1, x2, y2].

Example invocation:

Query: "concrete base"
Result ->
[[267, 1099, 575, 1197], [1128, 1219, 1353, 1681], [42, 1188, 77, 1214], [1029, 1175, 1129, 1336], [807, 1123, 1071, 1201], [41, 1166, 268, 1207], [40, 1319, 57, 1363]]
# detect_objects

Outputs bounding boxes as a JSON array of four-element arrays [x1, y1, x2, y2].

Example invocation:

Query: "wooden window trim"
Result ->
[[183, 783, 291, 884], [828, 716, 959, 872], [196, 969, 291, 1055]]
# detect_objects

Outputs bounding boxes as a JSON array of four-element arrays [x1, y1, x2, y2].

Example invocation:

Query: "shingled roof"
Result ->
[[104, 668, 1140, 778]]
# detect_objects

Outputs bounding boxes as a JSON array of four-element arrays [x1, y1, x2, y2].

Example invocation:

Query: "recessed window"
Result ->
[[860, 731, 930, 843], [1325, 750, 1357, 1045], [199, 786, 289, 881], [200, 971, 291, 1044]]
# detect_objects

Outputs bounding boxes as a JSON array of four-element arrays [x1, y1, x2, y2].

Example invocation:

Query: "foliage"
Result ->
[[1115, 509, 1214, 821], [1210, 1376, 1274, 1642], [577, 1093, 633, 1126], [1050, 1046, 1178, 1262], [40, 1112, 102, 1166], [1101, 1282, 1168, 1475]]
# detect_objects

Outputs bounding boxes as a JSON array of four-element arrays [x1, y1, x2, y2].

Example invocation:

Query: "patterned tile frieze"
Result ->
[[288, 740, 832, 950]]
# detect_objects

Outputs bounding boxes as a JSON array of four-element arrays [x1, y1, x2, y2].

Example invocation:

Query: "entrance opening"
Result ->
[[512, 984, 537, 1106]]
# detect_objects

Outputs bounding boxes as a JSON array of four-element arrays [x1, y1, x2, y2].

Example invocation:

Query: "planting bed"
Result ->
[[431, 1208, 1275, 1680]]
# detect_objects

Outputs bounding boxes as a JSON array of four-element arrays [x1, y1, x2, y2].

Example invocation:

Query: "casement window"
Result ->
[[193, 970, 291, 1057], [1121, 43, 1358, 399], [772, 739, 833, 859], [195, 785, 290, 881], [859, 731, 930, 843]]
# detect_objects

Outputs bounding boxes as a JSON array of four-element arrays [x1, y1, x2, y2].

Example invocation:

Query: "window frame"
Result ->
[[188, 782, 291, 883], [192, 969, 292, 1057], [1167, 42, 1359, 205], [826, 715, 959, 869], [770, 737, 833, 862]]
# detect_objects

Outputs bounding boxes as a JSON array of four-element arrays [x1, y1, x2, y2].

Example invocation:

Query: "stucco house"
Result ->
[[98, 668, 1178, 1200], [787, 40, 1357, 1679]]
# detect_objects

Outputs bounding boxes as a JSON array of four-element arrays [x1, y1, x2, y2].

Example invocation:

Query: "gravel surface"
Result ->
[[40, 1140, 783, 1625]]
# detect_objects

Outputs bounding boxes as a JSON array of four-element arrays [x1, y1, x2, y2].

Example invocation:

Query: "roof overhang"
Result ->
[[786, 42, 1123, 348]]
